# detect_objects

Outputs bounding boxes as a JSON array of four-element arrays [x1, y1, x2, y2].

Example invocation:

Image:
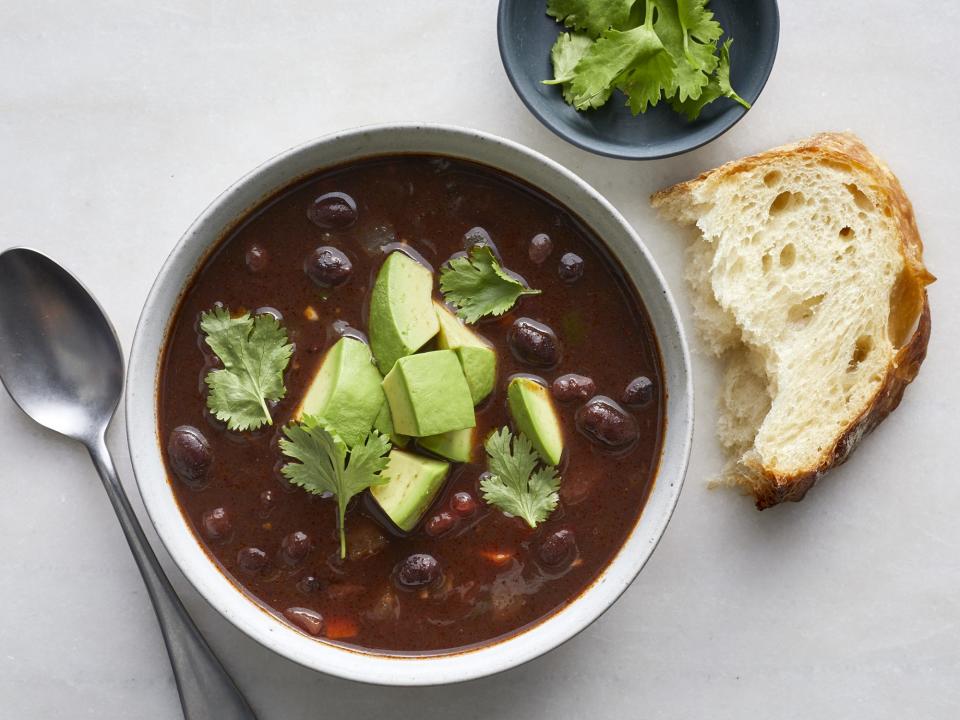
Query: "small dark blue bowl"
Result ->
[[498, 0, 779, 160]]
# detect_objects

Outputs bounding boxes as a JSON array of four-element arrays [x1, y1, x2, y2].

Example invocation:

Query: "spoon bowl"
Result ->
[[0, 248, 123, 440]]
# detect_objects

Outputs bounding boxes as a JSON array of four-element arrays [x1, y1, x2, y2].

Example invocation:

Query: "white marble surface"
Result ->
[[1, 1, 958, 718]]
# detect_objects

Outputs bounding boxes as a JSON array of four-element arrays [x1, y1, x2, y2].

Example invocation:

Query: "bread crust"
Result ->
[[653, 132, 934, 509]]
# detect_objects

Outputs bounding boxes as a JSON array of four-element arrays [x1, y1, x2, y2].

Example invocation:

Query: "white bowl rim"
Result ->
[[125, 122, 693, 686]]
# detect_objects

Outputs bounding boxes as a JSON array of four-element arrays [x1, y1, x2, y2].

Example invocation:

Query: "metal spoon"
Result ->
[[0, 247, 256, 720]]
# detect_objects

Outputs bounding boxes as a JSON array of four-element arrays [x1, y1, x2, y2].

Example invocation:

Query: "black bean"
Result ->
[[396, 553, 441, 588], [508, 317, 562, 368], [201, 507, 231, 542], [558, 252, 584, 283], [622, 375, 655, 407], [297, 575, 322, 594], [244, 244, 268, 273], [307, 192, 357, 229], [425, 512, 456, 537], [237, 547, 268, 573], [167, 426, 212, 487], [539, 528, 577, 567], [281, 531, 311, 564], [450, 492, 477, 517], [528, 233, 553, 264], [552, 373, 596, 402], [304, 246, 352, 288], [462, 226, 499, 258], [259, 489, 276, 515], [575, 396, 639, 449], [283, 607, 324, 636]]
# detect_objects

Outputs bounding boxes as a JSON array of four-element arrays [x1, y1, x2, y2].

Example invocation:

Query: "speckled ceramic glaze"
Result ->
[[126, 124, 693, 685]]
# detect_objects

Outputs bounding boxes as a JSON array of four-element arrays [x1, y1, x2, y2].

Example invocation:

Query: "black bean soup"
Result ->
[[158, 155, 664, 653]]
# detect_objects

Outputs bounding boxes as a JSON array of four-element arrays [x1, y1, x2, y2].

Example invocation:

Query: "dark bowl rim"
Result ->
[[496, 0, 781, 160]]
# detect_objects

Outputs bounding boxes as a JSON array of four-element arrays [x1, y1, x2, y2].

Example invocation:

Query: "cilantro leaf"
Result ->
[[439, 245, 540, 324], [480, 428, 561, 528], [677, 0, 722, 45], [201, 306, 293, 431], [546, 0, 637, 37], [668, 38, 718, 101], [280, 418, 391, 558], [668, 38, 749, 119], [652, 0, 719, 102], [615, 35, 675, 113], [544, 32, 602, 106], [548, 32, 594, 82], [667, 76, 722, 120], [568, 2, 673, 114], [615, 1, 677, 114], [568, 26, 670, 111], [716, 38, 751, 109]]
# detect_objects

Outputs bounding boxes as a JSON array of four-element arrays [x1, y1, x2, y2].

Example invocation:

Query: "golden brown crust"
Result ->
[[653, 132, 935, 509], [751, 299, 931, 509]]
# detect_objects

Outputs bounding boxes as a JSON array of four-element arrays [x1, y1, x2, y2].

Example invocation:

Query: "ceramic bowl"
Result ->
[[126, 124, 693, 685], [498, 0, 780, 159]]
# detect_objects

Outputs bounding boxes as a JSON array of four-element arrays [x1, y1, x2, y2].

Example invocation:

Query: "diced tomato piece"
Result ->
[[480, 549, 513, 566], [324, 616, 359, 640]]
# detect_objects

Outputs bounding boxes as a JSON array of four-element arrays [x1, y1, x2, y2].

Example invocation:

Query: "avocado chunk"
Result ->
[[369, 449, 450, 532], [369, 252, 439, 373], [382, 350, 476, 437], [419, 427, 477, 463], [507, 376, 564, 465], [434, 301, 497, 404], [374, 400, 409, 448], [294, 336, 383, 447]]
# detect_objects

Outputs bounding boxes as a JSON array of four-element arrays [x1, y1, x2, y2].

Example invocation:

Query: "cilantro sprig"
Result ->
[[544, 0, 750, 120], [480, 428, 561, 528], [200, 306, 293, 431], [439, 245, 540, 324], [280, 418, 391, 558]]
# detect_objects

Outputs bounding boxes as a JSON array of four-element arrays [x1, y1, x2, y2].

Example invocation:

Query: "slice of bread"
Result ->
[[652, 132, 934, 508]]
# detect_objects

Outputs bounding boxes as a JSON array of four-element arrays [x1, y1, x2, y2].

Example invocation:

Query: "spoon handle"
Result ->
[[87, 433, 257, 720]]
